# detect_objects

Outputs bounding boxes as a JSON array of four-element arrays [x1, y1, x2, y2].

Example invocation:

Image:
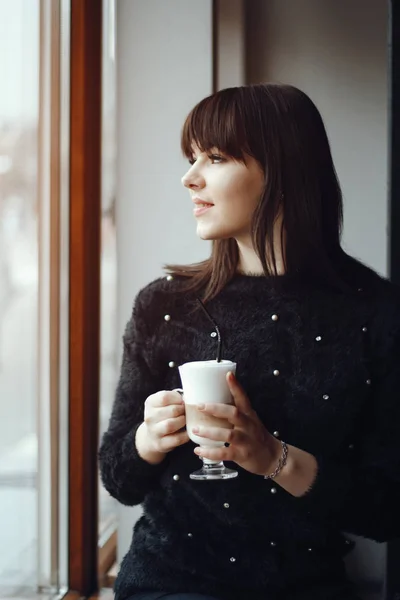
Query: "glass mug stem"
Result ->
[[202, 457, 220, 465]]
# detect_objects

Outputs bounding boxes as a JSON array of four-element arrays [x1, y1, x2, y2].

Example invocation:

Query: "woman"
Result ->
[[99, 83, 400, 600]]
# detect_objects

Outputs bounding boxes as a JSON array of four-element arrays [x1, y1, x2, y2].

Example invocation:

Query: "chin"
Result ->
[[196, 223, 232, 241]]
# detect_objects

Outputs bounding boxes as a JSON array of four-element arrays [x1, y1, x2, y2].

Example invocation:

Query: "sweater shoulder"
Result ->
[[364, 267, 400, 313], [137, 274, 190, 303], [343, 256, 400, 305], [345, 259, 400, 349], [134, 275, 192, 325]]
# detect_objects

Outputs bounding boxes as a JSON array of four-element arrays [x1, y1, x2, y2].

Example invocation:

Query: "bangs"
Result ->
[[181, 89, 249, 161]]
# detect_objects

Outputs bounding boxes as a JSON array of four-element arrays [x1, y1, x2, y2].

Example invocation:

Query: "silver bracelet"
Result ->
[[264, 441, 288, 480]]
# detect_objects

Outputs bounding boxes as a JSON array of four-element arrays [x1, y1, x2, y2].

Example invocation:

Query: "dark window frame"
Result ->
[[68, 0, 102, 595]]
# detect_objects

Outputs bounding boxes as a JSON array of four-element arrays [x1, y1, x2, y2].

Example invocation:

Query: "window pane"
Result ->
[[0, 0, 39, 592], [99, 0, 118, 544]]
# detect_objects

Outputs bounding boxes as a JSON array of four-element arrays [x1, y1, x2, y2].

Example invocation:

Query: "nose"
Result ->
[[181, 164, 205, 190]]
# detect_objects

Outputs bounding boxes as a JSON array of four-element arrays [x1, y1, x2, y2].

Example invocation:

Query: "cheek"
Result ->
[[222, 179, 260, 218], [208, 165, 263, 225]]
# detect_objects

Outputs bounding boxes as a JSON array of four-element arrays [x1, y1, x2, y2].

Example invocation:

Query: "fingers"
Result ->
[[153, 428, 190, 453], [199, 403, 247, 427], [149, 390, 184, 408], [153, 414, 187, 437], [145, 403, 185, 425], [147, 414, 188, 454], [159, 429, 190, 452], [142, 390, 191, 454], [192, 425, 241, 445], [226, 372, 253, 416]]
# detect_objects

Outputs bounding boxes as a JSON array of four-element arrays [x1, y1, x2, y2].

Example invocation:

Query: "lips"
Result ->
[[192, 197, 214, 217], [193, 203, 213, 217], [192, 197, 214, 207]]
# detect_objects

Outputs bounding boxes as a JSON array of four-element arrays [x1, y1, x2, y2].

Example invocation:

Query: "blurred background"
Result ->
[[0, 1, 398, 600]]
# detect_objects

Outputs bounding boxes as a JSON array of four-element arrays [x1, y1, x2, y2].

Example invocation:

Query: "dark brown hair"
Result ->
[[165, 83, 350, 302]]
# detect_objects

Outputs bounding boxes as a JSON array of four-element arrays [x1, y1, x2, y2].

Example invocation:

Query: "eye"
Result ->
[[208, 153, 225, 164], [188, 157, 196, 166]]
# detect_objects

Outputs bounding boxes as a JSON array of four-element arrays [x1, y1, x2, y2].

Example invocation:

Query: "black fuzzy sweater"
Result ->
[[99, 262, 400, 600]]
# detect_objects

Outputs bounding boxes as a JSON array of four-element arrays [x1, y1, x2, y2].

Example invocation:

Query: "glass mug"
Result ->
[[174, 359, 238, 481]]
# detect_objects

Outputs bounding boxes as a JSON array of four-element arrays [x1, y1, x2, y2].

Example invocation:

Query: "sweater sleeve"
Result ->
[[98, 285, 168, 506], [294, 307, 400, 542]]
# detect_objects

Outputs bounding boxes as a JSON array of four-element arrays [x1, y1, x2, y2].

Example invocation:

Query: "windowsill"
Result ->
[[103, 562, 118, 589], [98, 532, 117, 589]]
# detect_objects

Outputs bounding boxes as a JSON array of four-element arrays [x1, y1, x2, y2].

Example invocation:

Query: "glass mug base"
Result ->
[[189, 460, 238, 481]]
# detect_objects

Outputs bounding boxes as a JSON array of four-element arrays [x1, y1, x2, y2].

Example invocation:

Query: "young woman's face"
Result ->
[[181, 146, 265, 241]]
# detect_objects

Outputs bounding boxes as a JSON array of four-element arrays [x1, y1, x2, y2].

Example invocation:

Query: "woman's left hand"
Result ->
[[192, 371, 282, 477]]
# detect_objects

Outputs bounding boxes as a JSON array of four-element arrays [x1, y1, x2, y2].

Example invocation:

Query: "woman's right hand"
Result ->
[[135, 390, 190, 465]]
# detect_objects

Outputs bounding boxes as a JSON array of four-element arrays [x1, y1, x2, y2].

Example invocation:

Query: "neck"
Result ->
[[236, 225, 286, 276]]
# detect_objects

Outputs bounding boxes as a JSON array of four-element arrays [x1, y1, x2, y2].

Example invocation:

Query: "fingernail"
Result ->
[[227, 371, 233, 380], [197, 404, 205, 410], [194, 448, 201, 456]]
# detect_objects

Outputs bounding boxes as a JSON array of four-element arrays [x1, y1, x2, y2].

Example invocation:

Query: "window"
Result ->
[[0, 1, 69, 594], [98, 0, 118, 580], [0, 1, 40, 592]]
